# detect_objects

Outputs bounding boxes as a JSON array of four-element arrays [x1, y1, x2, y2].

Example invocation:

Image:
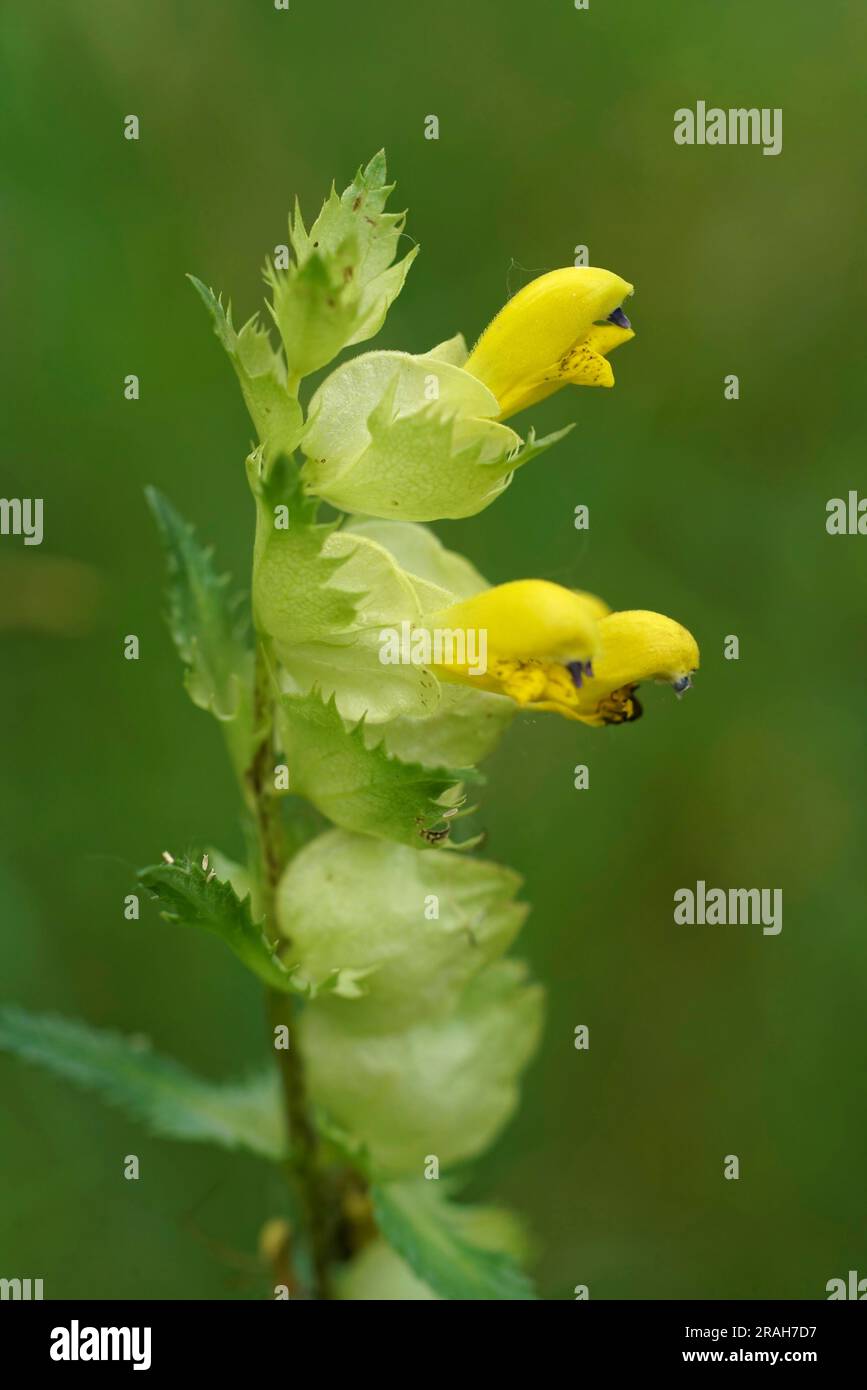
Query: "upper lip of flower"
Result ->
[[463, 267, 635, 420]]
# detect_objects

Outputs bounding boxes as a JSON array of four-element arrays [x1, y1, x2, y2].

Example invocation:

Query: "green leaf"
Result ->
[[276, 690, 479, 849], [188, 276, 303, 458], [146, 487, 254, 770], [266, 151, 417, 381], [372, 1179, 537, 1300], [138, 855, 301, 993], [0, 1006, 285, 1160]]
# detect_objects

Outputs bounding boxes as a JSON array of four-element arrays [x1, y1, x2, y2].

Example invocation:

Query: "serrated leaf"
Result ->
[[372, 1179, 537, 1301], [188, 276, 303, 458], [146, 488, 254, 770], [0, 1006, 286, 1160], [276, 690, 479, 848], [267, 251, 362, 384], [266, 151, 416, 381], [138, 855, 302, 993]]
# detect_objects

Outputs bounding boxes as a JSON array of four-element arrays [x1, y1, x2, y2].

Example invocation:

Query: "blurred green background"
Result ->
[[2, 0, 866, 1299]]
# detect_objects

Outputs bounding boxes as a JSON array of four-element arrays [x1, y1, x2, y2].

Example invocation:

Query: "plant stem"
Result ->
[[247, 642, 333, 1299]]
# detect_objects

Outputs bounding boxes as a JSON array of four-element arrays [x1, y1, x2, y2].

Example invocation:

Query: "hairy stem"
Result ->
[[247, 642, 333, 1299]]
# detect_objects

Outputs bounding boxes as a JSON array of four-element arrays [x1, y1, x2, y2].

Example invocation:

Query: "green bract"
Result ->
[[301, 346, 570, 521], [275, 690, 478, 849], [189, 279, 304, 460], [266, 151, 417, 386]]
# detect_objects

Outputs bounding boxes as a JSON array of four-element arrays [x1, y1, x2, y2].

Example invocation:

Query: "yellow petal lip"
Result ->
[[430, 580, 604, 668], [465, 267, 634, 419], [567, 610, 700, 727], [592, 610, 700, 689]]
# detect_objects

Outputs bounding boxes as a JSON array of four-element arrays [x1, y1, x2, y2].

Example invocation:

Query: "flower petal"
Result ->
[[430, 579, 604, 671], [465, 267, 633, 418], [569, 610, 700, 726]]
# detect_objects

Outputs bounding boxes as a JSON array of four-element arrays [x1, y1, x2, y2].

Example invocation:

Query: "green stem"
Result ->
[[247, 643, 333, 1299]]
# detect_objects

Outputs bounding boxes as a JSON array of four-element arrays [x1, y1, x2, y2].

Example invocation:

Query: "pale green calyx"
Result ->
[[300, 347, 571, 522], [304, 961, 543, 1175], [275, 829, 528, 1027]]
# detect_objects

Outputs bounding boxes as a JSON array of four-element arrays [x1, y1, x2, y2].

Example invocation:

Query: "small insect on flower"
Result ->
[[415, 817, 453, 845], [161, 850, 175, 865]]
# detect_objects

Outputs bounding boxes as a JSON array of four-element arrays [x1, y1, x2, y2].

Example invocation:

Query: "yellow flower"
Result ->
[[551, 610, 700, 725], [424, 584, 699, 725], [464, 267, 635, 419], [425, 579, 605, 714]]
